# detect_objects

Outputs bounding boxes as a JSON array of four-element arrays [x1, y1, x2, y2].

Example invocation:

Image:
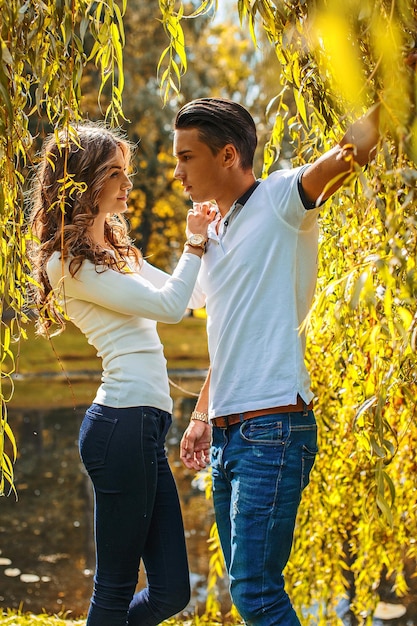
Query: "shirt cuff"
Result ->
[[297, 165, 326, 210]]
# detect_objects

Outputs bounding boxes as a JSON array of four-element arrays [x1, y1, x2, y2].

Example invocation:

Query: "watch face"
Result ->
[[190, 234, 205, 244]]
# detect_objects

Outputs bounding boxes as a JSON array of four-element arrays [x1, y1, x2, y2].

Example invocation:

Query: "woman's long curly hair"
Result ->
[[28, 122, 142, 335]]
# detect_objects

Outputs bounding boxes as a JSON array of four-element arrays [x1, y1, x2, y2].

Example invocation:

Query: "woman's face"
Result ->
[[96, 146, 133, 215]]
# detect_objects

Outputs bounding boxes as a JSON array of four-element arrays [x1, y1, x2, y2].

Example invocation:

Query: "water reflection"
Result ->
[[0, 393, 227, 619]]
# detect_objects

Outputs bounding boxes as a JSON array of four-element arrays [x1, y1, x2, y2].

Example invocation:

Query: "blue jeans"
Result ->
[[211, 410, 318, 626], [79, 404, 190, 626]]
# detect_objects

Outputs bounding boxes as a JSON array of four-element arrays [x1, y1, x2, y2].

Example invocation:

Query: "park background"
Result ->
[[1, 0, 417, 624]]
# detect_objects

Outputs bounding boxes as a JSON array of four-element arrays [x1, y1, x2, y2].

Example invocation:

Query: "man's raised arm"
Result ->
[[301, 104, 381, 205]]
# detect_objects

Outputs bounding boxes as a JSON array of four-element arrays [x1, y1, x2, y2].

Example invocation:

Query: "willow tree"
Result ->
[[2, 0, 417, 621], [158, 0, 417, 623], [0, 0, 126, 495]]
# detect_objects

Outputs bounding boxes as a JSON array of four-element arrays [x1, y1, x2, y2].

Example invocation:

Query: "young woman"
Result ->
[[28, 122, 214, 626]]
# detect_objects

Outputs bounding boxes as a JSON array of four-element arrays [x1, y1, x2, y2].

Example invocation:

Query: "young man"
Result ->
[[175, 97, 380, 625]]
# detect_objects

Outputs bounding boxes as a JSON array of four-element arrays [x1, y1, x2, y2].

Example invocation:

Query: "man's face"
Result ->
[[173, 128, 223, 203]]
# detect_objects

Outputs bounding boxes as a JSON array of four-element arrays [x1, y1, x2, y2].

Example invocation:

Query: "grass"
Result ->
[[0, 610, 239, 625], [0, 612, 86, 625], [7, 312, 209, 409]]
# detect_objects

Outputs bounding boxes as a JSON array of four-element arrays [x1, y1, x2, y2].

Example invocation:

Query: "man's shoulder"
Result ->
[[264, 164, 306, 185], [254, 166, 305, 205]]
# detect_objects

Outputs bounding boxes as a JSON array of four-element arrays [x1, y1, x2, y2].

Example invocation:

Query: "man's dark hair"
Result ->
[[174, 98, 257, 170]]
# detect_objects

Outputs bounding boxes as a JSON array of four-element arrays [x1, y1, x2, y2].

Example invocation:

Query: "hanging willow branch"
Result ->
[[157, 0, 216, 103], [0, 0, 126, 496]]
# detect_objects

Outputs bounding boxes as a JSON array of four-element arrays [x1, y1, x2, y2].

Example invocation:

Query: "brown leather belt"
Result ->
[[211, 396, 313, 429]]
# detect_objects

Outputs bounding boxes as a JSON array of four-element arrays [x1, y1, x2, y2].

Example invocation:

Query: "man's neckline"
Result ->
[[235, 179, 261, 208]]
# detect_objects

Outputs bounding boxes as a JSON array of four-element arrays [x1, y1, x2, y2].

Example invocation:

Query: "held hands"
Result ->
[[180, 419, 212, 470], [186, 202, 217, 239]]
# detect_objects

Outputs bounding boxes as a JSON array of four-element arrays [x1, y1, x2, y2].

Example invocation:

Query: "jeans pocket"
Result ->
[[240, 418, 285, 445], [79, 410, 118, 472], [301, 444, 318, 490]]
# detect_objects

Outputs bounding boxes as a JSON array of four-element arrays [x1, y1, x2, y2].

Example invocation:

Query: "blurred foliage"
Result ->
[[158, 0, 417, 623]]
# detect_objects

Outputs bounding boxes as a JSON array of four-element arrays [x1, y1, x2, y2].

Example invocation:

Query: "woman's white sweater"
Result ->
[[47, 251, 204, 412]]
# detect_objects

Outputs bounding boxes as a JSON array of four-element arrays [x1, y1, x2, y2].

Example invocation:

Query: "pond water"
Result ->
[[0, 383, 231, 620]]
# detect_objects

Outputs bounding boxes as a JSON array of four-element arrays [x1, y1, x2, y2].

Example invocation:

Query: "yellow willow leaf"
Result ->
[[241, 5, 257, 48], [4, 421, 17, 461], [354, 395, 377, 427], [214, 559, 223, 577], [292, 56, 301, 89], [313, 12, 366, 113], [186, 0, 215, 19], [169, 74, 179, 92], [159, 66, 169, 87], [1, 450, 14, 477], [209, 523, 218, 539], [293, 87, 307, 126], [88, 38, 103, 63], [376, 493, 393, 527], [0, 65, 13, 121], [349, 270, 368, 309], [80, 14, 90, 41], [157, 45, 170, 74], [1, 40, 13, 65], [168, 20, 186, 72], [166, 15, 181, 39], [383, 286, 395, 337], [370, 434, 386, 459], [2, 324, 11, 355], [110, 23, 124, 89], [171, 59, 181, 83], [382, 470, 396, 505], [397, 306, 413, 329], [99, 44, 111, 74], [409, 116, 417, 164], [113, 85, 123, 105], [111, 1, 126, 46]]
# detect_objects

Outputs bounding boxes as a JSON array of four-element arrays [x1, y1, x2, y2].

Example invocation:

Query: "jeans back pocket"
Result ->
[[79, 409, 118, 471]]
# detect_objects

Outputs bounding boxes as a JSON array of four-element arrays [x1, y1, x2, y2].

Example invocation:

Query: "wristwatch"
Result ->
[[185, 233, 208, 251]]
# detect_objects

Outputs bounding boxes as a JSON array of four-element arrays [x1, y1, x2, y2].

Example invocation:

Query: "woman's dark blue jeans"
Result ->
[[79, 403, 190, 626]]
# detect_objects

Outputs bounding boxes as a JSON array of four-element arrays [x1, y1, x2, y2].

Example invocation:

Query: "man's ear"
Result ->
[[222, 143, 238, 168]]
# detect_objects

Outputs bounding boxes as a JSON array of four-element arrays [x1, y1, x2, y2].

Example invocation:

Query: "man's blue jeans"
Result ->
[[79, 404, 190, 626], [211, 409, 318, 626]]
